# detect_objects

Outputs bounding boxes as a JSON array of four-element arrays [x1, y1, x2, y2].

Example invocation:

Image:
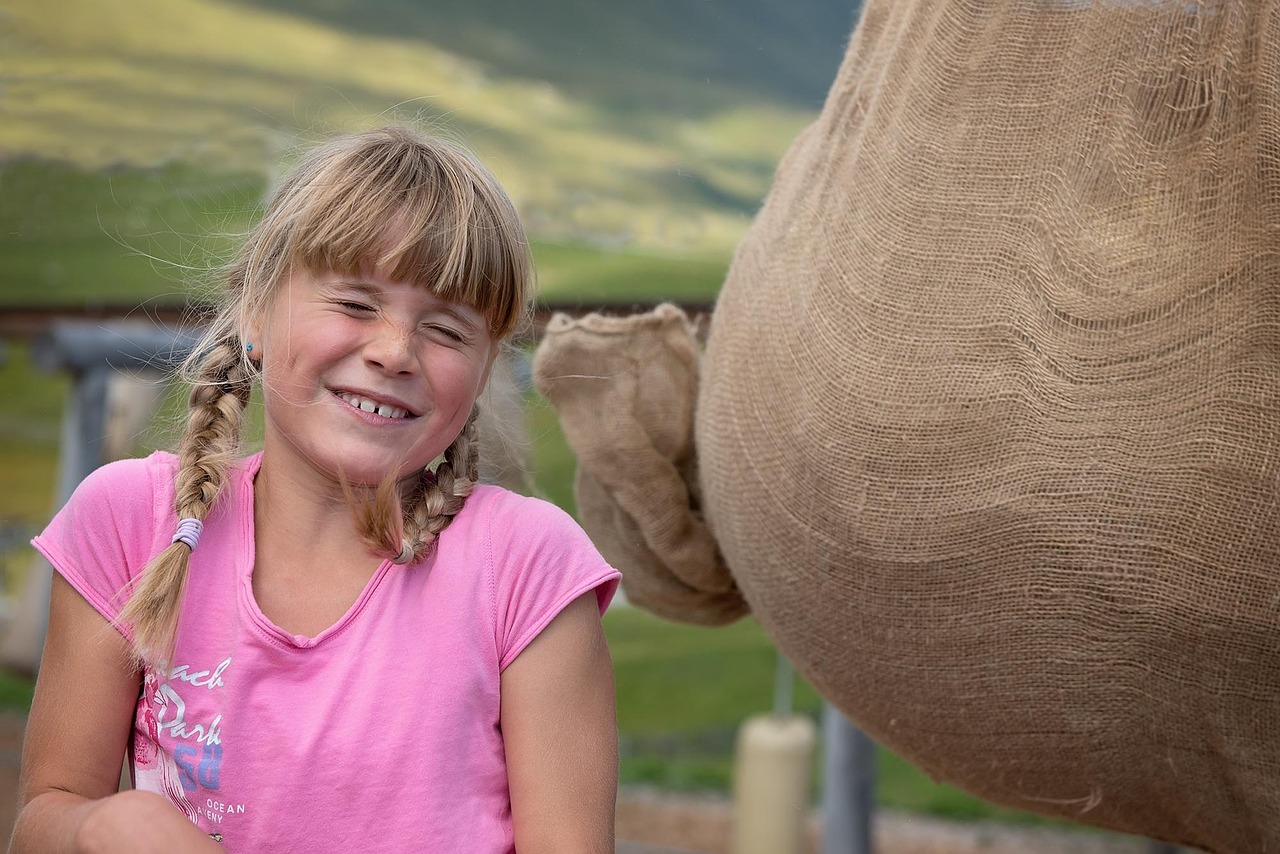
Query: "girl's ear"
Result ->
[[242, 324, 264, 361], [242, 270, 288, 361]]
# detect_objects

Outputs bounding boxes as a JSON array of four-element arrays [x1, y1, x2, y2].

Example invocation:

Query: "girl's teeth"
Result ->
[[338, 392, 408, 419]]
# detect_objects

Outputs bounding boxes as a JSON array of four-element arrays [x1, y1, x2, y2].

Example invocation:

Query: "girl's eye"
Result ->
[[339, 301, 375, 313], [426, 324, 467, 343]]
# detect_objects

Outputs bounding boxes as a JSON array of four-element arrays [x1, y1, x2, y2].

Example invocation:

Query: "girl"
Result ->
[[12, 127, 621, 853]]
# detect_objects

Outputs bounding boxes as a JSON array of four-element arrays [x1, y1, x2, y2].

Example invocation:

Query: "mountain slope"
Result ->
[[232, 0, 856, 115], [1, 0, 855, 260]]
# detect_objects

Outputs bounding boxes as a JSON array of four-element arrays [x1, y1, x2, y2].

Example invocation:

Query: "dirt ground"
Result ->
[[614, 788, 1152, 854], [0, 713, 1155, 853]]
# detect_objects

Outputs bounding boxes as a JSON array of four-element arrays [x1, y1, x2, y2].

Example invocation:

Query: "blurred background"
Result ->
[[0, 0, 1147, 850]]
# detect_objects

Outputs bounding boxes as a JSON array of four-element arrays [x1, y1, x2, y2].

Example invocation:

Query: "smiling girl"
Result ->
[[12, 127, 620, 853]]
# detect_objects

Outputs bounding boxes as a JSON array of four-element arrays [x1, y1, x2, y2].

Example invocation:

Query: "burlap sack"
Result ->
[[693, 0, 1280, 849], [533, 306, 747, 625], [536, 0, 1280, 848]]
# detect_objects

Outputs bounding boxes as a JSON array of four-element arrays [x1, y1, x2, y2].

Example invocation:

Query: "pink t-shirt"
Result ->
[[33, 451, 620, 853]]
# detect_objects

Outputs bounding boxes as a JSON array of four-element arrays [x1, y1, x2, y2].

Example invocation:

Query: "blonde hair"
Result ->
[[120, 126, 534, 665]]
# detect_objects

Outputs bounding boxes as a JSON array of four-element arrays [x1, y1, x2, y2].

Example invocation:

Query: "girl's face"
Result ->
[[251, 266, 497, 490]]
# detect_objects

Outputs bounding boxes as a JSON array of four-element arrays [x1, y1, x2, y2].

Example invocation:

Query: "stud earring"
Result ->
[[245, 342, 254, 353]]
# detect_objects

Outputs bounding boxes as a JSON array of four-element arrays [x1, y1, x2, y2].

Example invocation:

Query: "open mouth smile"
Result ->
[[332, 390, 418, 421]]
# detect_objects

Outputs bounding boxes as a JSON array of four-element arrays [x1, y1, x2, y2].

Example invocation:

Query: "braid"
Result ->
[[400, 407, 480, 564], [119, 339, 250, 666], [354, 407, 481, 566]]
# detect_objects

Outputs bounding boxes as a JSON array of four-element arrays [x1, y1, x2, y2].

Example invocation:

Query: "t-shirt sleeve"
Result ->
[[486, 491, 621, 671], [30, 455, 167, 635]]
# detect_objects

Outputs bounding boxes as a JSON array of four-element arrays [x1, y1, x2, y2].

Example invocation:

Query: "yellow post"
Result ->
[[731, 712, 817, 854]]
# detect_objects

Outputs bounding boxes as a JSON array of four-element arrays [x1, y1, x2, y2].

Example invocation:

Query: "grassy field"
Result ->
[[1, 0, 825, 259], [0, 159, 733, 307]]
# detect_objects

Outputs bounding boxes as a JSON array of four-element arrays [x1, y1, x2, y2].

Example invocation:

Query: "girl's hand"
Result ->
[[75, 790, 223, 853]]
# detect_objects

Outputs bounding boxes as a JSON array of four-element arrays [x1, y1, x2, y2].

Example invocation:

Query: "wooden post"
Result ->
[[731, 653, 817, 854]]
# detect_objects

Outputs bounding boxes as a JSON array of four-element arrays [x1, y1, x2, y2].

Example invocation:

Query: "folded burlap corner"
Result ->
[[532, 303, 748, 625]]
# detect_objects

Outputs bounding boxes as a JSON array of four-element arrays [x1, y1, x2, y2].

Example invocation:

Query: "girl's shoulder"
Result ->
[[459, 485, 619, 669], [464, 484, 586, 540], [69, 450, 260, 514], [461, 484, 618, 586], [70, 450, 178, 506], [34, 452, 183, 626], [36, 451, 263, 621]]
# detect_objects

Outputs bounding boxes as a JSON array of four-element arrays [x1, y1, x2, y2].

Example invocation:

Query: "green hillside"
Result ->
[[1, 0, 855, 302], [236, 0, 855, 115], [0, 158, 731, 305]]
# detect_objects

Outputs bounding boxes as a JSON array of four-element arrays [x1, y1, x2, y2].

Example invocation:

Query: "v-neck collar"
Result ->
[[235, 453, 397, 650]]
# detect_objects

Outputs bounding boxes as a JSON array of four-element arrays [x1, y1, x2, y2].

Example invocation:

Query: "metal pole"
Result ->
[[1, 365, 111, 672], [774, 650, 794, 717], [822, 703, 875, 854], [59, 366, 111, 502], [1, 322, 195, 672]]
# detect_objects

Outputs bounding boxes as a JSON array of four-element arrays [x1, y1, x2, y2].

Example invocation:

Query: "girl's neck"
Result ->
[[251, 447, 384, 576], [250, 456, 390, 637]]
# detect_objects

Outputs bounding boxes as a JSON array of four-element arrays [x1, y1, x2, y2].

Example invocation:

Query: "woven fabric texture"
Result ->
[[694, 0, 1280, 848], [533, 306, 747, 625], [534, 0, 1280, 846]]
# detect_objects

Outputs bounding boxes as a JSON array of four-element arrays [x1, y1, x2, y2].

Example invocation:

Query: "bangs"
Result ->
[[281, 131, 531, 339]]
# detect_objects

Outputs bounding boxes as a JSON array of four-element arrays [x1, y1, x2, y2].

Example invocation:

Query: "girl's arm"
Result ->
[[501, 591, 618, 854], [9, 574, 221, 854]]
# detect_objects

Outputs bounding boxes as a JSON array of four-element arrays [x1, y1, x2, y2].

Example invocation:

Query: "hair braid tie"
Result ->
[[392, 539, 415, 565], [172, 518, 204, 551]]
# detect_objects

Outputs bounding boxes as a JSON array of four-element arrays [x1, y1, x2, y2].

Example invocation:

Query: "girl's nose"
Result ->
[[364, 321, 417, 374]]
